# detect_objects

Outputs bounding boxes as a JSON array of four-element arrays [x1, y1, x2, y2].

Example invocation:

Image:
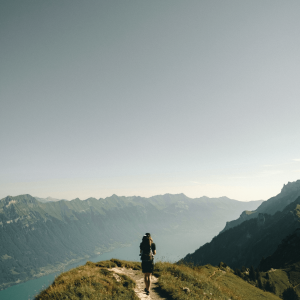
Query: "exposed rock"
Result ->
[[182, 287, 190, 293], [223, 180, 300, 232]]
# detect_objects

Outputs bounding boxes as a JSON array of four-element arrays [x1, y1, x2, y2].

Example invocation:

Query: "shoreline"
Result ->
[[0, 242, 133, 291]]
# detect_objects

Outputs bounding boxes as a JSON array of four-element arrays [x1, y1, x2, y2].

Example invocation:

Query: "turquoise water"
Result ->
[[0, 232, 208, 300], [0, 244, 139, 300]]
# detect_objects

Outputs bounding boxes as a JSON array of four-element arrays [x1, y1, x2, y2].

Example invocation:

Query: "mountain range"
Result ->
[[0, 193, 261, 290]]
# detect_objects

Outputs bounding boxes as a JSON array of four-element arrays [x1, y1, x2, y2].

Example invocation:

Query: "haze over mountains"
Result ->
[[222, 180, 300, 232], [0, 193, 261, 290], [33, 197, 64, 203]]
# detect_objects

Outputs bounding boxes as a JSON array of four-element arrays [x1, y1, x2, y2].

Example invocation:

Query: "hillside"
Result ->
[[182, 196, 300, 270], [222, 228, 300, 299], [223, 180, 300, 232], [35, 259, 281, 300], [256, 228, 300, 298], [0, 193, 261, 290]]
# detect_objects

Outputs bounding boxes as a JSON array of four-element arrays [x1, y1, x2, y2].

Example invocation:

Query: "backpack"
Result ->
[[140, 235, 153, 261]]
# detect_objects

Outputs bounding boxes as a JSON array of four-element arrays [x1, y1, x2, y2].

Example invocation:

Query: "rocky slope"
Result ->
[[223, 180, 300, 232]]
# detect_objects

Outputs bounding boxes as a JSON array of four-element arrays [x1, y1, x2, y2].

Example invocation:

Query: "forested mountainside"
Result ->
[[234, 228, 300, 299], [259, 228, 300, 271], [183, 195, 300, 270], [257, 229, 300, 297], [223, 180, 300, 232], [0, 193, 261, 290]]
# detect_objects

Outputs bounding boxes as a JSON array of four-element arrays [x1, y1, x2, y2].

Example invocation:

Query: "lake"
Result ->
[[0, 231, 210, 300]]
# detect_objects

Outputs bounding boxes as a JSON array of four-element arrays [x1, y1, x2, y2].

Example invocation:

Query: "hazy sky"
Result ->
[[1, 1, 300, 201]]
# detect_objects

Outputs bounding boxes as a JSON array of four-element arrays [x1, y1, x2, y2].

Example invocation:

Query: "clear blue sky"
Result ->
[[1, 0, 300, 201]]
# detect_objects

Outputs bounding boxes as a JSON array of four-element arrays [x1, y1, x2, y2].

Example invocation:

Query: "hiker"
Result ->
[[140, 233, 156, 295]]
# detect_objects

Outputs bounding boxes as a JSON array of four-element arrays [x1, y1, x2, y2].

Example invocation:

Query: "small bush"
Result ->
[[264, 280, 276, 294], [282, 287, 299, 300], [257, 277, 263, 290], [235, 268, 242, 278], [249, 266, 256, 281]]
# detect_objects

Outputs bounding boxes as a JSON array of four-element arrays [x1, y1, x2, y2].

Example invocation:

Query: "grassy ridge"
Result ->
[[34, 260, 139, 300], [154, 262, 280, 300], [35, 259, 281, 300]]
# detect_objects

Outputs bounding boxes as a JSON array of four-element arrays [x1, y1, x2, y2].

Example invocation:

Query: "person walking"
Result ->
[[140, 233, 156, 295]]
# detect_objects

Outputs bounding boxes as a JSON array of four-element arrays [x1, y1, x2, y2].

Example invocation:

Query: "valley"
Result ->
[[0, 193, 261, 291], [2, 180, 300, 299]]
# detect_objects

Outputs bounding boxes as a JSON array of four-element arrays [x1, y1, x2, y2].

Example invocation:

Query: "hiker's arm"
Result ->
[[153, 250, 156, 255]]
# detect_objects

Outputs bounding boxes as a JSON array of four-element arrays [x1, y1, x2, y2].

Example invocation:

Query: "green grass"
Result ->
[[153, 261, 281, 300], [95, 259, 141, 270], [234, 263, 300, 299], [35, 259, 281, 300], [34, 260, 139, 300]]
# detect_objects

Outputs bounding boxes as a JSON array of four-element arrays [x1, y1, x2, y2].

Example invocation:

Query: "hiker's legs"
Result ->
[[144, 273, 151, 291], [142, 261, 154, 292]]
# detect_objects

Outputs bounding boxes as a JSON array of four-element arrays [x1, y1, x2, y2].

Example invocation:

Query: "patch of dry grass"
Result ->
[[35, 259, 282, 300], [34, 260, 138, 300], [96, 258, 141, 270], [152, 261, 281, 300]]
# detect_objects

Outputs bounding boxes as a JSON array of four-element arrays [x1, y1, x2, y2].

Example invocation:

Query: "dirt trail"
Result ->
[[209, 270, 217, 279], [209, 268, 226, 279], [109, 267, 169, 300]]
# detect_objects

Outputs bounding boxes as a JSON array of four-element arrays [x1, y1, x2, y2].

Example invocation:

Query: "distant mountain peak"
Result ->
[[219, 196, 231, 200], [281, 179, 300, 193], [222, 179, 300, 232], [34, 196, 62, 203]]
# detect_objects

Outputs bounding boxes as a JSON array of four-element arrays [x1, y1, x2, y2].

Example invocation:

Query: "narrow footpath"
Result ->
[[109, 267, 169, 300]]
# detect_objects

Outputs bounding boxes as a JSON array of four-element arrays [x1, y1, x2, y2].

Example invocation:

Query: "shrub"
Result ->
[[282, 287, 299, 300], [257, 277, 263, 290], [264, 280, 276, 294], [235, 268, 242, 278], [249, 266, 256, 281], [255, 268, 260, 280]]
